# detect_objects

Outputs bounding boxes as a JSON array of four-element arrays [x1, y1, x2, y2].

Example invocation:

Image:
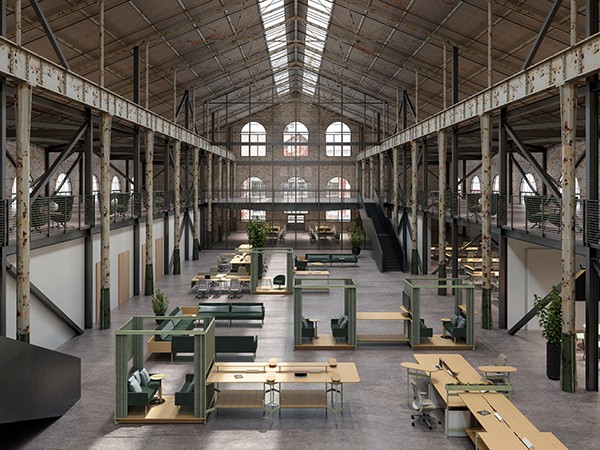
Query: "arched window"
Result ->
[[326, 210, 351, 222], [241, 177, 266, 199], [283, 176, 308, 199], [457, 178, 463, 195], [241, 209, 266, 221], [325, 122, 351, 156], [520, 173, 537, 201], [55, 173, 72, 195], [241, 122, 266, 157], [283, 122, 308, 156], [492, 175, 500, 194], [92, 175, 100, 195], [326, 177, 351, 198], [470, 176, 481, 193], [111, 176, 122, 192]]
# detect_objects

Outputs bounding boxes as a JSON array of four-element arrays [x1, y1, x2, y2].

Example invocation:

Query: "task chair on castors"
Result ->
[[227, 279, 242, 299], [410, 381, 441, 430]]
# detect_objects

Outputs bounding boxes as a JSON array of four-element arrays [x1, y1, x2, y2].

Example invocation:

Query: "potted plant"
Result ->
[[349, 220, 363, 256], [535, 287, 562, 380], [152, 289, 169, 324], [246, 220, 268, 275]]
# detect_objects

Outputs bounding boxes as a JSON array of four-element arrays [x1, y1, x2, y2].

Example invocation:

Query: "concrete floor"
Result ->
[[6, 250, 600, 449]]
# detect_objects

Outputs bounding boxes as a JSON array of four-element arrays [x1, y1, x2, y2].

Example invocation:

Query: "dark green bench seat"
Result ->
[[330, 315, 349, 341], [172, 335, 258, 361], [127, 369, 161, 414], [305, 253, 358, 266], [153, 306, 196, 342], [197, 302, 265, 327]]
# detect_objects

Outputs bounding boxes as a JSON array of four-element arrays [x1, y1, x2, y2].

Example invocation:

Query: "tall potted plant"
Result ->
[[349, 220, 363, 256], [152, 289, 169, 324], [535, 287, 562, 380], [246, 220, 268, 275]]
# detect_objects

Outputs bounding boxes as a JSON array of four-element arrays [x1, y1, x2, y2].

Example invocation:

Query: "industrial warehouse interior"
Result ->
[[1, 1, 600, 449]]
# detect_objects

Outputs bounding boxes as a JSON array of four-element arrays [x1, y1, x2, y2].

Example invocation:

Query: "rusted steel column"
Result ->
[[15, 82, 31, 342], [217, 156, 223, 200], [231, 161, 236, 231], [361, 159, 366, 198], [192, 146, 200, 260], [100, 113, 111, 329], [173, 140, 181, 274], [393, 147, 399, 228], [411, 140, 419, 274], [560, 82, 577, 393], [481, 113, 493, 329], [379, 153, 385, 200], [438, 129, 447, 295], [144, 129, 154, 295], [369, 156, 375, 198], [207, 152, 213, 248], [226, 158, 231, 237]]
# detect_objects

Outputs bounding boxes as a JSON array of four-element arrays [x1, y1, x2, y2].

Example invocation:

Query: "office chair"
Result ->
[[227, 279, 242, 299], [273, 274, 286, 289], [410, 381, 441, 430], [486, 353, 508, 384], [191, 279, 210, 298]]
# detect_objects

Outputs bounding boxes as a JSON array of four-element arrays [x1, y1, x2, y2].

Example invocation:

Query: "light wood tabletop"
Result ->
[[400, 362, 439, 373], [478, 365, 518, 373], [357, 311, 411, 320], [478, 431, 567, 450]]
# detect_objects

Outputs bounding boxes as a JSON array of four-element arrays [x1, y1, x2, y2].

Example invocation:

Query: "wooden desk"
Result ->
[[357, 311, 411, 321], [400, 362, 439, 404], [207, 361, 360, 417], [460, 393, 567, 449], [236, 244, 252, 251], [357, 311, 411, 343]]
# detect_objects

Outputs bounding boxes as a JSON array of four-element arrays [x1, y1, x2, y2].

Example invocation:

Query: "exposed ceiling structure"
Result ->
[[3, 0, 589, 147]]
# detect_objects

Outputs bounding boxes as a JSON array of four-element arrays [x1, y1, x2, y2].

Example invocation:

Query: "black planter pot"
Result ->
[[546, 342, 561, 380], [351, 246, 361, 256]]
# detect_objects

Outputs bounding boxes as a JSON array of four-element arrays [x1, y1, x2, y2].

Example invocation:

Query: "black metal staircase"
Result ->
[[360, 193, 403, 272]]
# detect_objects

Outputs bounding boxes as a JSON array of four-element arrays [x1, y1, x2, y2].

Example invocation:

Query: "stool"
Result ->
[[326, 372, 343, 417], [263, 373, 280, 426]]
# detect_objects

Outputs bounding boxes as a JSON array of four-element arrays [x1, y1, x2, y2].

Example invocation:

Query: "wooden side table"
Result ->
[[149, 373, 166, 404]]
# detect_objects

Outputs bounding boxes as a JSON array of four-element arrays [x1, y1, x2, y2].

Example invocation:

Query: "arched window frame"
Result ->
[[325, 177, 351, 198], [325, 122, 351, 157], [519, 173, 537, 202], [283, 122, 309, 157], [241, 176, 266, 199], [470, 176, 481, 193], [55, 173, 72, 195], [283, 176, 308, 199], [111, 176, 122, 193], [241, 122, 266, 157], [492, 175, 500, 194]]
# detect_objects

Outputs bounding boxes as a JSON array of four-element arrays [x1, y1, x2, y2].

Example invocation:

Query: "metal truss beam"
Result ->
[[503, 121, 562, 199], [360, 33, 600, 160], [29, 0, 70, 70], [30, 122, 88, 201], [522, 0, 562, 70], [0, 36, 231, 159]]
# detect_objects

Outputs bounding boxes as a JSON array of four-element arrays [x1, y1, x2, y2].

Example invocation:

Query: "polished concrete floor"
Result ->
[[7, 250, 600, 449]]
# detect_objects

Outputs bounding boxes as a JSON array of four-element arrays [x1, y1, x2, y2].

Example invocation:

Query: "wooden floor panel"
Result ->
[[118, 396, 205, 424]]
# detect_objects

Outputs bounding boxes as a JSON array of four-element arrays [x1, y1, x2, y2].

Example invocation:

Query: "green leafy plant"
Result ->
[[152, 289, 169, 316], [535, 287, 562, 345], [247, 220, 268, 248], [349, 220, 363, 248]]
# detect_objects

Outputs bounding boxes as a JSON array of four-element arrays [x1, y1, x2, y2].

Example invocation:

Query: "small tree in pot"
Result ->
[[246, 220, 268, 276], [535, 287, 562, 380], [349, 220, 363, 256], [152, 289, 169, 324]]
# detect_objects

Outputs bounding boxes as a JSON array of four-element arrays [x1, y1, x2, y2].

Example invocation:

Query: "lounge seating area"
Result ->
[[330, 315, 349, 342], [146, 307, 196, 354], [172, 335, 259, 361], [443, 314, 467, 343], [197, 302, 265, 327]]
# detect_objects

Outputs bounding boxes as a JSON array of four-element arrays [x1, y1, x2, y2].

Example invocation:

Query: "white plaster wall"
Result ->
[[507, 238, 586, 330]]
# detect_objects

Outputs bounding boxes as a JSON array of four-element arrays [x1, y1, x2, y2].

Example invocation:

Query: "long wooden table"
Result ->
[[207, 361, 360, 419], [460, 393, 567, 449]]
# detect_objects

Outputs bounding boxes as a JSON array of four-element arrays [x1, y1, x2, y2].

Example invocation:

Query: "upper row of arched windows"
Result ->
[[468, 174, 581, 199], [241, 121, 351, 157]]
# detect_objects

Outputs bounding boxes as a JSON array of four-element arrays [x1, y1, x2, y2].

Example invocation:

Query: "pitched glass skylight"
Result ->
[[258, 0, 289, 95], [302, 0, 333, 95]]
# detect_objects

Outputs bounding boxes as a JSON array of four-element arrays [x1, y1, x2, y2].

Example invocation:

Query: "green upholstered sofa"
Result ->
[[305, 253, 358, 266], [197, 302, 265, 327], [172, 335, 258, 361], [146, 307, 196, 354], [330, 315, 349, 341], [127, 369, 160, 414], [174, 374, 216, 412], [443, 314, 467, 342], [419, 318, 433, 340]]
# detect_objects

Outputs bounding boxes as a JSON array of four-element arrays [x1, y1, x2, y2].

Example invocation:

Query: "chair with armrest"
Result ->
[[191, 279, 211, 298], [301, 317, 316, 340], [227, 278, 242, 299], [273, 274, 286, 289], [485, 353, 509, 384], [410, 381, 441, 430]]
